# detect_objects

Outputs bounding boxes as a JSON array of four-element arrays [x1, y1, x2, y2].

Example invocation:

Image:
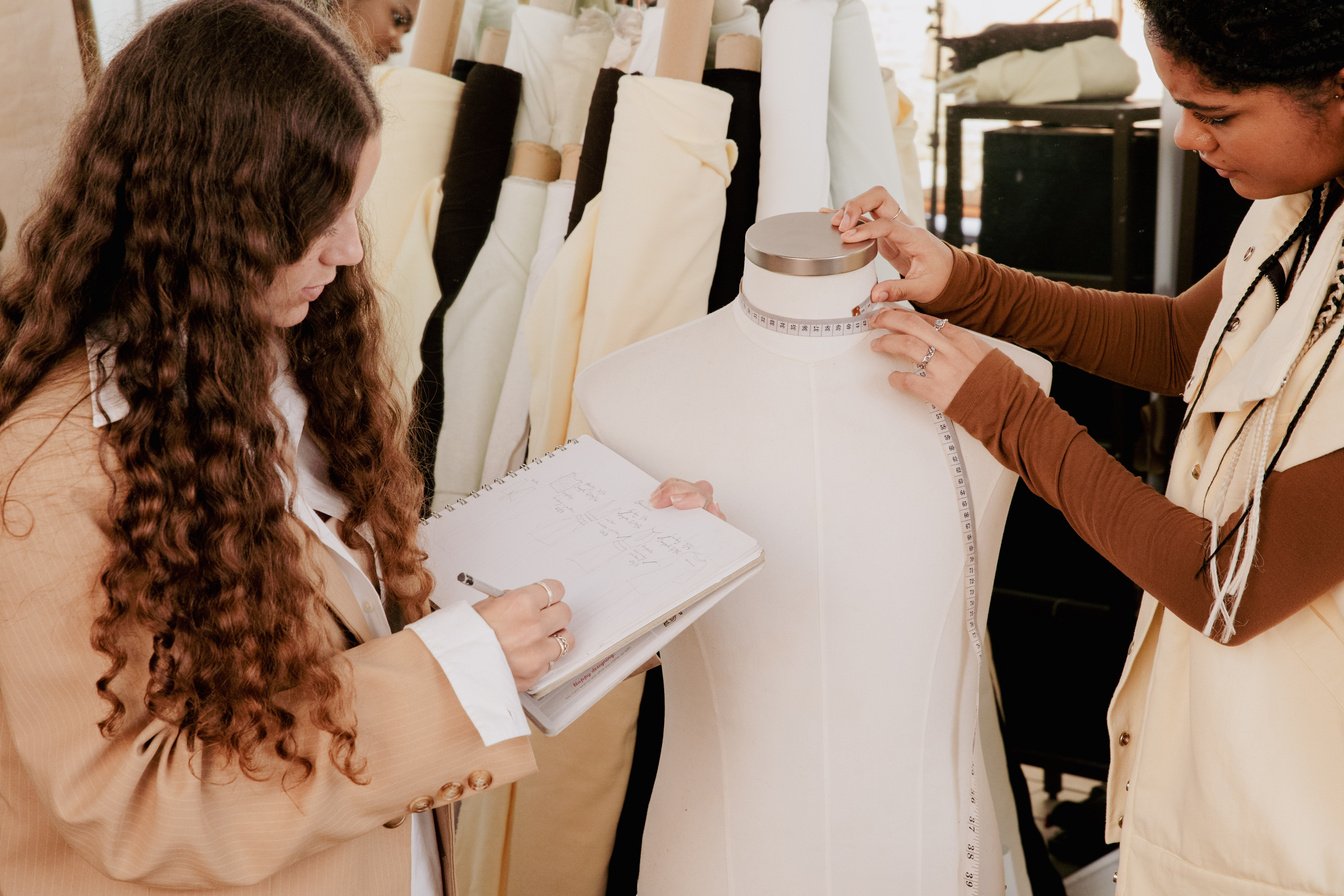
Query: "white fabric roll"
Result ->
[[627, 6, 664, 74], [361, 66, 464, 408], [756, 0, 835, 219], [706, 4, 760, 68], [551, 9, 615, 149], [429, 175, 550, 508], [527, 74, 737, 453], [941, 35, 1140, 105], [454, 0, 485, 62], [885, 72, 926, 229], [504, 5, 576, 146], [481, 177, 576, 483], [604, 5, 644, 71]]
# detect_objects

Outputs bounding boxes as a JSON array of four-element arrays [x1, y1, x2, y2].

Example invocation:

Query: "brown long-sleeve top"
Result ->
[[928, 249, 1344, 645]]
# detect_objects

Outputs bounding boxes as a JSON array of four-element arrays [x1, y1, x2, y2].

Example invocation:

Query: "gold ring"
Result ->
[[553, 633, 569, 659], [538, 580, 557, 609]]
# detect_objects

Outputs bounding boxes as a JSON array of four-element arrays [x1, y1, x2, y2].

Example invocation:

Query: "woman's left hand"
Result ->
[[650, 477, 725, 521], [869, 307, 990, 411]]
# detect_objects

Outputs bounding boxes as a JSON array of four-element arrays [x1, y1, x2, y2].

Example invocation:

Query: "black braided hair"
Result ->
[[1136, 0, 1344, 95]]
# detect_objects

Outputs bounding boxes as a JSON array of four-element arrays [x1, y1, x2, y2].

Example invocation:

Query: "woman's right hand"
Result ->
[[829, 186, 955, 307], [473, 579, 573, 691]]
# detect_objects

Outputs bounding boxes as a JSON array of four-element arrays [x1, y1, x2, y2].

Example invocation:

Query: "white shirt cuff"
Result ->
[[406, 602, 529, 745]]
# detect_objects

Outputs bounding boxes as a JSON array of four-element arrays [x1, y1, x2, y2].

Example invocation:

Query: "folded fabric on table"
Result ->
[[940, 35, 1139, 105], [938, 18, 1119, 73]]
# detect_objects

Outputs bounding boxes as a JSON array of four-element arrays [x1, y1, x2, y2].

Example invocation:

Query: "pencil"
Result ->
[[457, 571, 505, 597]]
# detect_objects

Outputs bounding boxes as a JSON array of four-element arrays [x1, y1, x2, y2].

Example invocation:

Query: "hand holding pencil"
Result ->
[[466, 575, 573, 691]]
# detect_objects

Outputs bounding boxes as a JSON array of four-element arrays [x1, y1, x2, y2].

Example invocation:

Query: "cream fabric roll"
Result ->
[[428, 175, 549, 509], [361, 66, 464, 407], [504, 6, 576, 146], [706, 4, 760, 68], [0, 0, 85, 274], [941, 35, 1140, 105], [526, 75, 737, 454], [756, 0, 835, 220], [481, 177, 577, 483], [551, 9, 616, 149]]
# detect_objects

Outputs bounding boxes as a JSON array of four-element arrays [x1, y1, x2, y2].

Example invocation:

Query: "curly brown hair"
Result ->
[[0, 0, 432, 784], [1138, 0, 1344, 96]]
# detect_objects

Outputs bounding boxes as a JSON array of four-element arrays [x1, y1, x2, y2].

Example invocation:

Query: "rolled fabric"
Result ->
[[451, 58, 478, 81], [604, 5, 644, 70], [360, 66, 464, 407], [551, 9, 616, 149], [413, 63, 520, 502], [428, 174, 550, 508], [938, 18, 1119, 73], [702, 67, 761, 312], [827, 0, 907, 280], [885, 70, 925, 230], [706, 3, 760, 67], [566, 67, 626, 235], [503, 5, 577, 146], [756, 0, 835, 219], [481, 176, 577, 483], [527, 75, 737, 454], [627, 5, 665, 74]]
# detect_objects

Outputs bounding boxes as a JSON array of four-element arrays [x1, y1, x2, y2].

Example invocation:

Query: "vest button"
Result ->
[[1226, 316, 1241, 332], [1119, 731, 1131, 746], [1243, 246, 1255, 261], [1118, 815, 1124, 828], [1192, 464, 1201, 480]]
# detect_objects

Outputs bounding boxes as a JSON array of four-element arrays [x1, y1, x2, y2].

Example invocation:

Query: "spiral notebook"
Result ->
[[420, 436, 763, 728]]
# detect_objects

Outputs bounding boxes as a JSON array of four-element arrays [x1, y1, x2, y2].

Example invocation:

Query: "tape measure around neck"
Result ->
[[931, 405, 985, 893], [736, 290, 877, 337]]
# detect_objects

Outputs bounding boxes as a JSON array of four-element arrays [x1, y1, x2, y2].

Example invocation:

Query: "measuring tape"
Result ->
[[931, 405, 985, 893], [736, 295, 989, 890]]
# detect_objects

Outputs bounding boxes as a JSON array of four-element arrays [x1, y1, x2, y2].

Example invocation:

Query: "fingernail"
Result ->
[[875, 290, 889, 302], [840, 213, 851, 228]]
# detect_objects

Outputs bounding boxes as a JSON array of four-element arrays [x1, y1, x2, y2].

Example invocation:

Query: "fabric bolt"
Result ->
[[413, 62, 520, 505], [885, 72, 925, 228], [757, 0, 835, 219], [566, 67, 627, 236], [551, 9, 616, 149], [938, 18, 1119, 73], [455, 0, 485, 63], [604, 5, 644, 70], [627, 5, 664, 74], [503, 5, 577, 146], [941, 35, 1140, 105], [361, 66, 463, 406], [481, 177, 577, 483], [428, 175, 549, 510], [451, 58, 477, 82], [702, 67, 762, 312], [0, 0, 85, 275], [528, 75, 737, 453], [479, 0, 519, 35], [706, 4, 761, 67]]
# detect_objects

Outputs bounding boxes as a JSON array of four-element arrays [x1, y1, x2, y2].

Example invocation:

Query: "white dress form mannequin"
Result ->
[[574, 212, 1052, 895]]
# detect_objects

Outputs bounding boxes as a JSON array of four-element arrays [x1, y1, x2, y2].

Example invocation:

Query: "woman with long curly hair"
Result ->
[[833, 0, 1344, 892], [0, 1, 714, 892]]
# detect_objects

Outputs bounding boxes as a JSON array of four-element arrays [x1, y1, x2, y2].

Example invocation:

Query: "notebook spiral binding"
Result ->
[[422, 440, 579, 522]]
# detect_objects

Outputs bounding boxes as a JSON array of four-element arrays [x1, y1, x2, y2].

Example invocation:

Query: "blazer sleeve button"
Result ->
[[437, 781, 466, 802], [468, 770, 494, 791], [408, 795, 435, 813], [383, 814, 409, 829]]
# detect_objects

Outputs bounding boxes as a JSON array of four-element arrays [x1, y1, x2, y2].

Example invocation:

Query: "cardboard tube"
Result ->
[[656, 0, 714, 82], [560, 143, 582, 181], [478, 27, 510, 65], [715, 33, 760, 72], [409, 0, 466, 76], [509, 141, 562, 181]]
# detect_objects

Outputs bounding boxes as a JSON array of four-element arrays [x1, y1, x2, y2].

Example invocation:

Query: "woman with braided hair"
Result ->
[[833, 1, 1344, 892]]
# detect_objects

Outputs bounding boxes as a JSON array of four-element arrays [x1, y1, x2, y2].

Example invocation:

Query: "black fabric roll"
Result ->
[[702, 68, 761, 313], [412, 62, 521, 509], [566, 67, 628, 237], [450, 57, 478, 82], [938, 19, 1119, 73]]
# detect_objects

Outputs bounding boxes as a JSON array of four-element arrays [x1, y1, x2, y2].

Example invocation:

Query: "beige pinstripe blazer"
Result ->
[[0, 356, 536, 895]]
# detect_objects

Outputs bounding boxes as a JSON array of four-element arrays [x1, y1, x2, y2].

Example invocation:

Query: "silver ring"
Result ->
[[537, 580, 557, 609], [914, 366, 928, 378], [552, 633, 569, 658], [933, 318, 949, 332], [919, 344, 936, 365]]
